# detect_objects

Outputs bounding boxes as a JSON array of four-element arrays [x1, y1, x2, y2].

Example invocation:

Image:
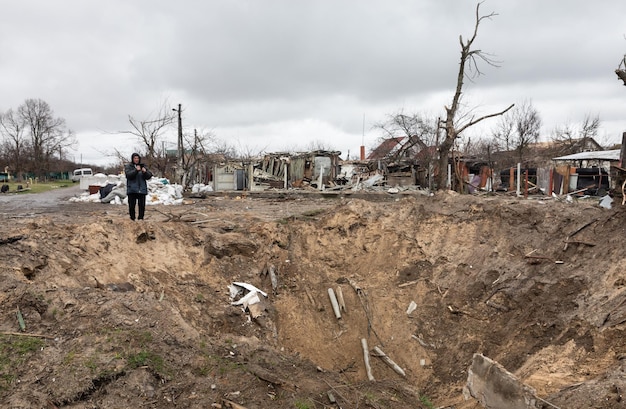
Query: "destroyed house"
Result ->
[[552, 149, 620, 195], [366, 137, 438, 187], [253, 151, 342, 190]]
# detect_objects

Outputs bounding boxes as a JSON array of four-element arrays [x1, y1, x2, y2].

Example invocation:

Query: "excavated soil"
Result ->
[[0, 188, 625, 409]]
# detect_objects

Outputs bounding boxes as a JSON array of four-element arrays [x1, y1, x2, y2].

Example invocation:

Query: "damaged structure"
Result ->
[[194, 132, 625, 201], [210, 151, 342, 192]]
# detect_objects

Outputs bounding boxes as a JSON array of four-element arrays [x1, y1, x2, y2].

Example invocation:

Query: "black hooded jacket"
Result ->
[[124, 153, 153, 195]]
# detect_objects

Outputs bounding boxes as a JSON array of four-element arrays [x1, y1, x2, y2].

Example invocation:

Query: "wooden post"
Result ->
[[175, 104, 184, 185], [516, 163, 521, 196]]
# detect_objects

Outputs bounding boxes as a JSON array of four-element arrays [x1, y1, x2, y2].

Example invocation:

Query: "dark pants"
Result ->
[[128, 193, 147, 220]]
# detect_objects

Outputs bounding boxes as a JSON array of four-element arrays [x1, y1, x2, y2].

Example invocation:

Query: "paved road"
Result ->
[[0, 184, 87, 215]]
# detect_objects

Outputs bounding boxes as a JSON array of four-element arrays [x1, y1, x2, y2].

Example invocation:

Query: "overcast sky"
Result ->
[[1, 0, 625, 167]]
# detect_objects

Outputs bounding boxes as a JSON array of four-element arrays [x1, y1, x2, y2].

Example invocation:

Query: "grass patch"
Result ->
[[294, 398, 315, 409], [100, 328, 153, 349], [126, 350, 166, 374], [191, 348, 244, 377], [126, 349, 171, 379], [62, 351, 77, 366], [95, 328, 168, 378], [1, 181, 72, 194], [419, 394, 435, 409], [0, 335, 45, 391]]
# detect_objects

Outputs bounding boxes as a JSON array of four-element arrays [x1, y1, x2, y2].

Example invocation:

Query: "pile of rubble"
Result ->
[[69, 177, 184, 205]]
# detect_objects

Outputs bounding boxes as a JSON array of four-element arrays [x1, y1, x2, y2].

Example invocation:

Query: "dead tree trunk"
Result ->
[[436, 3, 513, 190]]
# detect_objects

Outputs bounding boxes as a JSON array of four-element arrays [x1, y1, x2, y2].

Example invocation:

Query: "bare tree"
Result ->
[[16, 99, 76, 178], [0, 108, 28, 178], [180, 128, 217, 188], [437, 2, 514, 190], [122, 101, 177, 174], [305, 139, 337, 152], [376, 110, 439, 184], [491, 100, 541, 163], [375, 110, 437, 159], [551, 113, 601, 154], [235, 141, 266, 161], [491, 109, 515, 152], [512, 101, 541, 162]]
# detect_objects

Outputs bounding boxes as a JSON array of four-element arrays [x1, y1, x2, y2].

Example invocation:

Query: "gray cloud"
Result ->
[[1, 0, 625, 165]]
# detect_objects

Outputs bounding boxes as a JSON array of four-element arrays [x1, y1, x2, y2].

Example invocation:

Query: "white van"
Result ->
[[71, 168, 93, 182]]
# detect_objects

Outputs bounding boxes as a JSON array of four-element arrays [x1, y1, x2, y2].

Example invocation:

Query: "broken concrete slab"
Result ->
[[463, 353, 540, 409]]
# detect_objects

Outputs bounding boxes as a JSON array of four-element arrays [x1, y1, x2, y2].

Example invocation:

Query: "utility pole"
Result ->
[[174, 103, 183, 185]]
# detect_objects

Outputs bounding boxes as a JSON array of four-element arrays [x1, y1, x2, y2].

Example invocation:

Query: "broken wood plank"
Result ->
[[190, 219, 219, 225], [411, 334, 436, 349], [564, 239, 596, 247], [361, 338, 375, 381], [246, 364, 292, 388], [398, 279, 419, 288], [371, 346, 406, 377], [568, 219, 599, 238], [304, 286, 316, 308], [0, 331, 55, 340], [525, 255, 552, 260], [222, 400, 248, 409], [447, 305, 488, 321], [563, 218, 598, 251], [346, 278, 384, 344]]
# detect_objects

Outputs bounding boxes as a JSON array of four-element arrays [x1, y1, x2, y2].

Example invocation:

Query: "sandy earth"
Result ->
[[0, 186, 625, 408]]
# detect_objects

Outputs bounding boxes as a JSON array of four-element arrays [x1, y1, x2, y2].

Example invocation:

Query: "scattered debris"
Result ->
[[16, 307, 25, 331], [327, 288, 342, 320], [335, 286, 346, 313], [599, 194, 613, 209], [371, 346, 406, 378], [0, 331, 55, 339], [464, 353, 543, 409], [136, 230, 156, 243], [268, 264, 278, 293], [406, 301, 417, 315], [361, 338, 375, 381], [222, 399, 248, 409], [229, 282, 268, 319], [69, 178, 184, 205]]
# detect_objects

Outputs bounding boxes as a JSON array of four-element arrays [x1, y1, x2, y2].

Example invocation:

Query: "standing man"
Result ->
[[124, 153, 152, 220]]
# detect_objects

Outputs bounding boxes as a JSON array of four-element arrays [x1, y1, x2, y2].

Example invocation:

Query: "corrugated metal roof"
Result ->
[[552, 149, 620, 161]]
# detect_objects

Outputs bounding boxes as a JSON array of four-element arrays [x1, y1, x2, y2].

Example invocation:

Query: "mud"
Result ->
[[0, 189, 625, 408]]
